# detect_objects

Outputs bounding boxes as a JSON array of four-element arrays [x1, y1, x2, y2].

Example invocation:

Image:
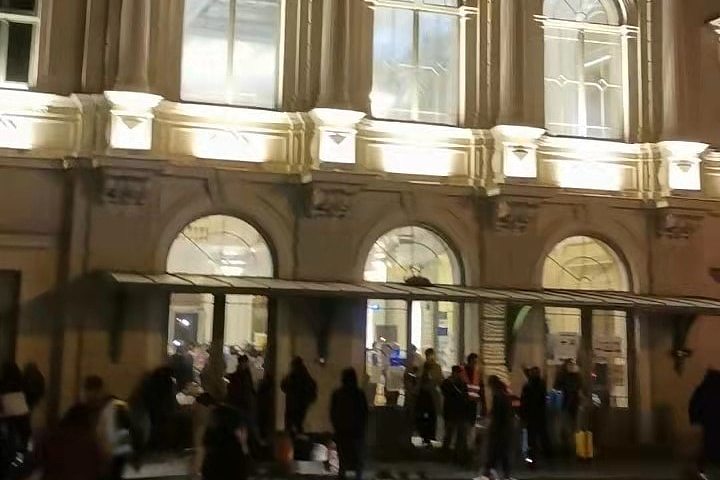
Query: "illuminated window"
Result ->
[[370, 0, 461, 125], [0, 0, 40, 89], [181, 0, 282, 108], [166, 215, 273, 375], [364, 226, 462, 400], [543, 0, 625, 139], [543, 236, 630, 409]]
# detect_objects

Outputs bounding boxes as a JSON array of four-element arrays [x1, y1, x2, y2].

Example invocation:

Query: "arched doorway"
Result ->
[[536, 235, 634, 451], [363, 226, 463, 406], [166, 215, 273, 375]]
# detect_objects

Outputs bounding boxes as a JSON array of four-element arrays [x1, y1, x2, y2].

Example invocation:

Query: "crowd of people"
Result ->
[[1, 351, 719, 480]]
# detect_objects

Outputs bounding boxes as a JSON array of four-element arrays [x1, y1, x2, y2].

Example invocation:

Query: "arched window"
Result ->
[[369, 0, 462, 125], [543, 235, 630, 408], [166, 215, 273, 374], [364, 226, 462, 387], [181, 0, 282, 108], [542, 0, 626, 139]]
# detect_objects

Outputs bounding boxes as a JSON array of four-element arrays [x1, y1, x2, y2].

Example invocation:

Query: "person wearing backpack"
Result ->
[[83, 375, 135, 480]]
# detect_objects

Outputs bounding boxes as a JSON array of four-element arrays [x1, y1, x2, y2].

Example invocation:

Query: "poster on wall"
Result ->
[[593, 336, 623, 360], [549, 332, 580, 363]]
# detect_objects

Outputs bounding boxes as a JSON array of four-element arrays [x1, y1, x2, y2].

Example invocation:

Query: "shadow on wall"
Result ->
[[17, 274, 168, 425], [649, 315, 720, 458]]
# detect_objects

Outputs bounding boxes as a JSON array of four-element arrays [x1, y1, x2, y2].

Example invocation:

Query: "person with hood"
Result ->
[[330, 368, 369, 480], [281, 357, 317, 435], [690, 368, 720, 478], [441, 365, 470, 462], [520, 366, 551, 467], [482, 375, 514, 480], [202, 403, 250, 480]]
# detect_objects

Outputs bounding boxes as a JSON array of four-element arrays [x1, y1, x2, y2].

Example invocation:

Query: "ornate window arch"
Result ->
[[367, 0, 469, 125], [166, 215, 274, 365], [364, 225, 463, 378], [541, 0, 635, 139]]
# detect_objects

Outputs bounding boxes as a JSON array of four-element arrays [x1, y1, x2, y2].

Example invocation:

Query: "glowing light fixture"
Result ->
[[191, 128, 269, 162], [556, 159, 622, 191], [659, 141, 708, 191], [492, 125, 545, 179], [380, 144, 458, 177], [309, 109, 365, 164], [105, 91, 163, 150]]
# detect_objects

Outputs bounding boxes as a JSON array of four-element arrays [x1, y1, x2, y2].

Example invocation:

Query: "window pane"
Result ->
[[592, 310, 628, 408], [544, 27, 581, 136], [181, 0, 231, 104], [4, 21, 32, 83], [371, 7, 415, 121], [372, 8, 459, 125], [423, 0, 460, 7], [0, 0, 35, 13], [417, 12, 459, 124], [583, 30, 623, 139], [231, 0, 281, 108]]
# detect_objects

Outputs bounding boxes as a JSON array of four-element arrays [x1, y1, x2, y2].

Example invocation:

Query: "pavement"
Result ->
[[123, 457, 696, 480]]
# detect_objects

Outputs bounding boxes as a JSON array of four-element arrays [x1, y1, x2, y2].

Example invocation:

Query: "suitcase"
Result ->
[[575, 430, 594, 460]]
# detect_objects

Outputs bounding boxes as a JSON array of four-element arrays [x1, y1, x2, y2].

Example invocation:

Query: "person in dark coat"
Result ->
[[330, 368, 369, 480], [257, 371, 274, 446], [227, 355, 261, 454], [202, 404, 250, 480], [281, 357, 317, 436], [39, 404, 107, 480], [22, 363, 45, 413], [690, 368, 720, 476], [441, 365, 470, 462], [554, 359, 583, 454], [416, 366, 438, 446], [483, 375, 513, 480], [520, 366, 552, 467], [169, 346, 194, 392]]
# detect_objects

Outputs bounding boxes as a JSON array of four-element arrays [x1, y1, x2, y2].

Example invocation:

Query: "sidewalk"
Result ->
[[124, 457, 688, 480]]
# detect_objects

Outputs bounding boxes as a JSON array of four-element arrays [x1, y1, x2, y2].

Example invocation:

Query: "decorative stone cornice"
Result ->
[[98, 168, 152, 206], [710, 18, 720, 62], [305, 184, 361, 218], [491, 199, 538, 234], [656, 210, 703, 240]]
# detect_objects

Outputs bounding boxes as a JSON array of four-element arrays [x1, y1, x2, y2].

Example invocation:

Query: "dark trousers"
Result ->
[[285, 409, 307, 436], [336, 435, 365, 480], [526, 420, 552, 463], [104, 456, 127, 480], [484, 432, 511, 478], [443, 419, 469, 461]]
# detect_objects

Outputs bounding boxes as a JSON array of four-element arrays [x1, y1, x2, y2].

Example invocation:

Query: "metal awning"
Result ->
[[101, 271, 720, 315]]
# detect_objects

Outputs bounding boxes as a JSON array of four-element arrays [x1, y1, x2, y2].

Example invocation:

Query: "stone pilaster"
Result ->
[[481, 302, 509, 382], [114, 0, 151, 92]]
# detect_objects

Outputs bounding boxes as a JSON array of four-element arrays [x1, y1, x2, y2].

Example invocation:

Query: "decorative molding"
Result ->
[[491, 199, 538, 234], [98, 168, 153, 206], [655, 210, 703, 240], [710, 17, 720, 62], [304, 184, 360, 218]]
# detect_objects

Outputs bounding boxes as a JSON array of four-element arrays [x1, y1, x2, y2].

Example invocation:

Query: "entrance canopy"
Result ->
[[102, 272, 720, 315]]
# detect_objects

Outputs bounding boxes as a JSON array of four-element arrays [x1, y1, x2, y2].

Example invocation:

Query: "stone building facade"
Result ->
[[1, 0, 720, 456]]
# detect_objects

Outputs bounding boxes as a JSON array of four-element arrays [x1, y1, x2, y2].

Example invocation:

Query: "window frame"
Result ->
[[367, 0, 466, 126], [0, 1, 41, 90], [180, 0, 286, 110], [539, 1, 636, 141]]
